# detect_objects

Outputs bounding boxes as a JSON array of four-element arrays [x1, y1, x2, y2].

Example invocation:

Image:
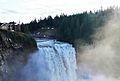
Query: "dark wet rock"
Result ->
[[0, 29, 37, 81]]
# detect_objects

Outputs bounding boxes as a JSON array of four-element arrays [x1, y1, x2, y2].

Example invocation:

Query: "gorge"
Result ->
[[1, 12, 120, 81]]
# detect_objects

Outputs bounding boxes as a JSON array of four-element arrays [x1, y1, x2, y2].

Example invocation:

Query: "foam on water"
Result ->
[[22, 39, 77, 81]]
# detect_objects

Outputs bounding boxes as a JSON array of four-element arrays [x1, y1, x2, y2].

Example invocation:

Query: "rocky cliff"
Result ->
[[0, 29, 37, 81]]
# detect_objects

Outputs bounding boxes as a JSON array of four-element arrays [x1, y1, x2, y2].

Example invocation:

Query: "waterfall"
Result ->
[[22, 39, 77, 81]]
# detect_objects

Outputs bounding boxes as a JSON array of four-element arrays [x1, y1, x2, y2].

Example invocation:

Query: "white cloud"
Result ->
[[0, 0, 7, 3], [0, 0, 120, 23]]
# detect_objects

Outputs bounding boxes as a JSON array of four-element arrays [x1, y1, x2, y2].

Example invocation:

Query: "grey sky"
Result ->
[[0, 0, 120, 23]]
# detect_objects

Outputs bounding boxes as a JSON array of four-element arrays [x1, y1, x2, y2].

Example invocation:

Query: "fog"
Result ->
[[76, 10, 120, 81]]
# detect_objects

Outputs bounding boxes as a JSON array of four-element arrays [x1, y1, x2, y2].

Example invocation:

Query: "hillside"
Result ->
[[0, 29, 37, 81]]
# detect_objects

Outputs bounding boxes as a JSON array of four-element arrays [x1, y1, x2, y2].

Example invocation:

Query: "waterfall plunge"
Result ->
[[22, 39, 77, 81]]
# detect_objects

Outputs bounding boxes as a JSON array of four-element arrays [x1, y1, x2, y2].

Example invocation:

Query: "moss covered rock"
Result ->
[[0, 29, 37, 50], [0, 29, 37, 81]]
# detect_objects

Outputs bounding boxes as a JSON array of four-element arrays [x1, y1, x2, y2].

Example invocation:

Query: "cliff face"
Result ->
[[0, 29, 37, 81]]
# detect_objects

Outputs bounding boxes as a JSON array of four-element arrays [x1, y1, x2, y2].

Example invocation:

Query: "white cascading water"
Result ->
[[22, 39, 77, 81]]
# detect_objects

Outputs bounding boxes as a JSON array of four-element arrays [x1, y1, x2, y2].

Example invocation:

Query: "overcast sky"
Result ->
[[0, 0, 120, 23]]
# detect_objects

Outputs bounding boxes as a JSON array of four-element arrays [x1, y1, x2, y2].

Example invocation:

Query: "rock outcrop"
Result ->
[[0, 29, 37, 81]]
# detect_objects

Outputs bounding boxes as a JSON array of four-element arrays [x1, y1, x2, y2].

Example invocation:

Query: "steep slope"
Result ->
[[0, 29, 37, 81]]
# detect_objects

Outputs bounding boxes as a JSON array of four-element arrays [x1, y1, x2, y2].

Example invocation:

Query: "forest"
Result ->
[[21, 7, 117, 44]]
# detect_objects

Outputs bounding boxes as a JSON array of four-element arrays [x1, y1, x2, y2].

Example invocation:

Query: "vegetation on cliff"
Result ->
[[0, 29, 37, 81], [0, 29, 37, 50]]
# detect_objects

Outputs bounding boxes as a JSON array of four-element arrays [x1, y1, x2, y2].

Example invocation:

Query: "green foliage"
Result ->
[[0, 29, 37, 49], [22, 7, 115, 44], [14, 32, 37, 48]]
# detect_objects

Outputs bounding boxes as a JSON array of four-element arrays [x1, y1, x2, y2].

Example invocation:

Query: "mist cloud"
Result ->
[[76, 10, 120, 81]]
